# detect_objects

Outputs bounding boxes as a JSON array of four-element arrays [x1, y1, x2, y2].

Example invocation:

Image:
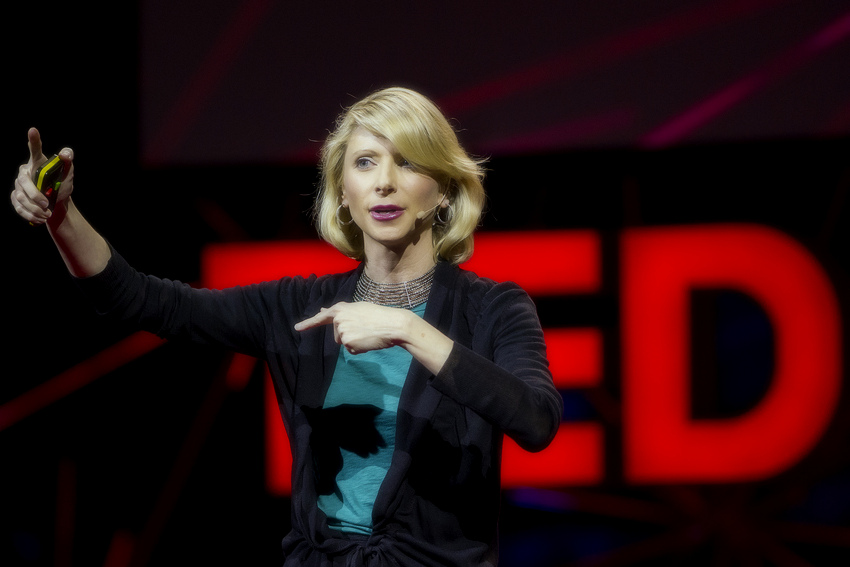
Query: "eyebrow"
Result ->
[[349, 147, 409, 164]]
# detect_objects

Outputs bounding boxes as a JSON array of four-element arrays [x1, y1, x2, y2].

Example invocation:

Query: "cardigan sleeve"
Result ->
[[429, 283, 562, 452], [73, 245, 312, 359]]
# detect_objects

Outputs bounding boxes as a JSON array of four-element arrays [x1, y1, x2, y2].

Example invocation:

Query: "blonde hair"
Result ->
[[314, 87, 486, 264]]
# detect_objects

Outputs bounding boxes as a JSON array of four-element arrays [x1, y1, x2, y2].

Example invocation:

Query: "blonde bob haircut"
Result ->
[[314, 87, 486, 265]]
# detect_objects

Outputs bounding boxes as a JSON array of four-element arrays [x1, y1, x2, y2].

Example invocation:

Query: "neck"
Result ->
[[363, 240, 437, 284]]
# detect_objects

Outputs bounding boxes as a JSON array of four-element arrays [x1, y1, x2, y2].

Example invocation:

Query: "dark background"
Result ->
[[3, 1, 850, 565]]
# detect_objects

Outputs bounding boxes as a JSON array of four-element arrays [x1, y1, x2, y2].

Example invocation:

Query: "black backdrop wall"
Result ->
[[3, 2, 850, 566]]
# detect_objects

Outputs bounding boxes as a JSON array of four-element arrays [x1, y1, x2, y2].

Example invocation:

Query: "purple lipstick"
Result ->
[[370, 205, 404, 221]]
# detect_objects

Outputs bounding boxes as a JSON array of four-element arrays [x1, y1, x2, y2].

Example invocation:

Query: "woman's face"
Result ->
[[342, 127, 445, 258]]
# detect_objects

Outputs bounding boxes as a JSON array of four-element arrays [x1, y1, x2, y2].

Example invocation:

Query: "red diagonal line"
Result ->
[[102, 531, 135, 567], [55, 459, 76, 567], [128, 355, 237, 567], [480, 108, 636, 155], [225, 351, 258, 391], [0, 331, 166, 431], [773, 521, 850, 547], [641, 9, 850, 148], [568, 525, 706, 566], [144, 0, 276, 165], [511, 487, 679, 524], [819, 95, 850, 136], [753, 529, 818, 567], [437, 0, 794, 116]]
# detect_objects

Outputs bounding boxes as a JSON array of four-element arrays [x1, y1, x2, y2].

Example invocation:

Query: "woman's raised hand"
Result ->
[[11, 128, 110, 277], [11, 128, 74, 226]]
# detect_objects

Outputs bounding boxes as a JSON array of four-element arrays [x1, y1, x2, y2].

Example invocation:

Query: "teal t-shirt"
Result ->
[[317, 302, 426, 534]]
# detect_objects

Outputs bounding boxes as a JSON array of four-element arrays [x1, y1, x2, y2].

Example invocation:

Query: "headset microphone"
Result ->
[[416, 198, 446, 220]]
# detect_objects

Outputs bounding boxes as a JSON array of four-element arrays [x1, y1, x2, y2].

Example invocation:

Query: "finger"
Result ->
[[15, 165, 50, 210], [10, 183, 49, 223], [294, 308, 335, 331]]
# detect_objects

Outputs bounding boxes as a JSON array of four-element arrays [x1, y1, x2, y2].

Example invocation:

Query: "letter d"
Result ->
[[622, 224, 842, 483]]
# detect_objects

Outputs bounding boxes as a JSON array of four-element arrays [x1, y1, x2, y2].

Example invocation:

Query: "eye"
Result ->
[[355, 157, 374, 170]]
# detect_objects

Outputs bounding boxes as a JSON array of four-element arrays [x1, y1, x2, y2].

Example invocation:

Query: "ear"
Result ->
[[341, 191, 348, 207], [439, 183, 453, 208]]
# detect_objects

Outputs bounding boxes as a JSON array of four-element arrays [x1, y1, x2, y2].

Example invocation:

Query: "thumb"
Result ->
[[58, 147, 75, 180]]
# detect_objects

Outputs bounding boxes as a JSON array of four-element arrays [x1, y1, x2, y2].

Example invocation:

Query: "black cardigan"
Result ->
[[78, 249, 562, 566]]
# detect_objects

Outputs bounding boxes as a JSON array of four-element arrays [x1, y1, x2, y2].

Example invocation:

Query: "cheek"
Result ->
[[415, 177, 442, 204], [341, 173, 361, 205]]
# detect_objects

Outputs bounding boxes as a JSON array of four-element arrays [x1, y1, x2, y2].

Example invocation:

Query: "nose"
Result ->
[[374, 163, 397, 195]]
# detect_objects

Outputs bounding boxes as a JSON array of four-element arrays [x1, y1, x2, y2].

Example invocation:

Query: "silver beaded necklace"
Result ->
[[353, 265, 436, 309]]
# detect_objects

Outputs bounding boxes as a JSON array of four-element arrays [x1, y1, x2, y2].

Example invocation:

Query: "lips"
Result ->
[[370, 205, 404, 221]]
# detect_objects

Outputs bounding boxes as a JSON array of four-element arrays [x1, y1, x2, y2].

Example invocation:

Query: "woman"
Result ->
[[12, 87, 562, 566]]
